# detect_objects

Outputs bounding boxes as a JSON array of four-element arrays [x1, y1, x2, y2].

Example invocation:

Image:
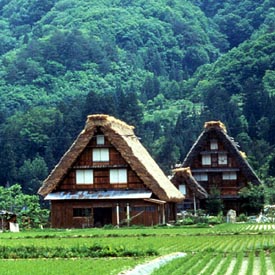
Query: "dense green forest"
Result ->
[[1, 0, 275, 202]]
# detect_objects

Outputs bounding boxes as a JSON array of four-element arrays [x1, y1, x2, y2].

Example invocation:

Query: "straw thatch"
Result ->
[[171, 167, 208, 199], [183, 121, 261, 185], [38, 114, 184, 202], [204, 121, 227, 133]]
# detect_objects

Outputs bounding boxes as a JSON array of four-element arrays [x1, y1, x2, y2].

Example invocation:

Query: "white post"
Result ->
[[193, 194, 197, 215], [116, 203, 120, 227], [162, 205, 166, 224], [126, 203, 130, 227]]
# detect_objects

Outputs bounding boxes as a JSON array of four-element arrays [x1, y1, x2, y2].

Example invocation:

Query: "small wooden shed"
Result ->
[[0, 210, 17, 231], [38, 114, 184, 228]]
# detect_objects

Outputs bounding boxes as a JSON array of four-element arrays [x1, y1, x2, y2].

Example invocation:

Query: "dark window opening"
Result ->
[[93, 207, 112, 227], [73, 208, 92, 217]]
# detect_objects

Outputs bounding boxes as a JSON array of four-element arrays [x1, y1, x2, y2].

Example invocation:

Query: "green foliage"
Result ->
[[263, 177, 275, 205], [239, 183, 265, 215], [205, 187, 224, 215], [237, 213, 248, 222], [0, 184, 49, 228], [0, 243, 158, 259]]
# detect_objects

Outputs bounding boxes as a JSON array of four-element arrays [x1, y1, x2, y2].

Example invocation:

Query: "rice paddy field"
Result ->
[[1, 223, 275, 274]]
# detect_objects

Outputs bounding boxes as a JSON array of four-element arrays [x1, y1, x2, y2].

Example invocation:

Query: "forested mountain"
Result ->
[[0, 0, 275, 196]]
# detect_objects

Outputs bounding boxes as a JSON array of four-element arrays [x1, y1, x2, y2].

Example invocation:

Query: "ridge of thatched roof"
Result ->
[[171, 167, 208, 199], [38, 114, 184, 202], [204, 120, 227, 133], [183, 121, 261, 185]]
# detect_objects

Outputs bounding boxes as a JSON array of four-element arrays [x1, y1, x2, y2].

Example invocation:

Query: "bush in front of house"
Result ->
[[176, 210, 223, 226]]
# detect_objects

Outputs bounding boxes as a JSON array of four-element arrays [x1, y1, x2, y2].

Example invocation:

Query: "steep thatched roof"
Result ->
[[38, 114, 184, 202], [182, 121, 261, 185], [171, 167, 208, 199]]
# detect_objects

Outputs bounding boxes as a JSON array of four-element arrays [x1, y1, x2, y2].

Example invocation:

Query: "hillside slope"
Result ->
[[0, 0, 275, 193]]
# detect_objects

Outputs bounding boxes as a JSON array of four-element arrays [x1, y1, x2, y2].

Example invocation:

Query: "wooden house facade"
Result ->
[[38, 115, 183, 228], [172, 121, 261, 214]]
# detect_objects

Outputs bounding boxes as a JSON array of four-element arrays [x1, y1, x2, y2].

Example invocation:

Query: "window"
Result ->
[[194, 173, 208, 181], [179, 184, 186, 195], [76, 169, 93, 184], [210, 139, 218, 150], [110, 169, 127, 183], [73, 208, 92, 217], [218, 153, 228, 165], [202, 154, 211, 165], [222, 172, 237, 180], [93, 148, 109, 161], [96, 135, 105, 145]]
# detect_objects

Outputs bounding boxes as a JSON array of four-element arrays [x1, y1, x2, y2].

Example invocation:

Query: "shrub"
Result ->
[[208, 216, 223, 225], [237, 213, 248, 222]]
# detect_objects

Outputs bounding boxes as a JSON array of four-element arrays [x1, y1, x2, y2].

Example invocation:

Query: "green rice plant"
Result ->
[[210, 237, 226, 252], [2, 229, 275, 256], [0, 244, 158, 259], [169, 253, 205, 275], [2, 224, 275, 275], [150, 254, 192, 275], [200, 253, 223, 275], [245, 251, 254, 275], [151, 252, 207, 275], [0, 258, 144, 275], [231, 252, 244, 275], [185, 252, 213, 275], [271, 252, 275, 271], [216, 253, 233, 275], [259, 251, 267, 275]]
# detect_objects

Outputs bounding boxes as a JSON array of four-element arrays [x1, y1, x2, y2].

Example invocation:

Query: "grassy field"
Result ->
[[1, 223, 275, 274]]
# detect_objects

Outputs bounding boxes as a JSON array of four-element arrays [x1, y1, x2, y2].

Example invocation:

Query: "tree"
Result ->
[[118, 88, 144, 131], [205, 186, 223, 215], [264, 177, 275, 205], [18, 155, 48, 194], [0, 184, 49, 228], [0, 142, 17, 186], [239, 184, 265, 215]]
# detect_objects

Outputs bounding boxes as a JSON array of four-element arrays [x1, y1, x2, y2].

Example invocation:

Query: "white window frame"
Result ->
[[210, 139, 218, 150], [194, 173, 208, 181], [110, 169, 127, 184], [222, 172, 237, 180], [76, 169, 93, 184], [179, 184, 186, 195], [96, 135, 105, 145], [202, 154, 211, 165], [93, 148, 109, 162], [218, 153, 228, 165]]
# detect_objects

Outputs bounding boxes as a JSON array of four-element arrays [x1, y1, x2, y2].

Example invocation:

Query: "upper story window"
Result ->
[[222, 172, 237, 180], [76, 169, 93, 184], [210, 139, 218, 150], [202, 154, 211, 165], [218, 153, 228, 165], [194, 173, 208, 181], [179, 184, 186, 195], [93, 148, 109, 162], [96, 135, 105, 145], [110, 169, 127, 184]]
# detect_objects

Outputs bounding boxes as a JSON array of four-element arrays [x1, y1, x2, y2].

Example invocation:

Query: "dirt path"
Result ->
[[117, 252, 186, 275]]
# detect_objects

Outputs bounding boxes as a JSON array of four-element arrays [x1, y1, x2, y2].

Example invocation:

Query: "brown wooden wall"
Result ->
[[50, 200, 164, 228], [56, 136, 145, 191], [180, 133, 252, 214]]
